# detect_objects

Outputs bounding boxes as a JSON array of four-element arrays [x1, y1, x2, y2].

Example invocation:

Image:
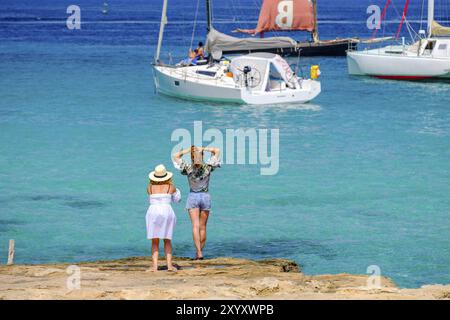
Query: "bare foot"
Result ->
[[167, 266, 178, 272], [145, 266, 158, 273], [195, 252, 204, 260]]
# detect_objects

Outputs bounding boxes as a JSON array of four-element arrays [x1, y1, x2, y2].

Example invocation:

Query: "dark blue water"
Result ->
[[0, 1, 449, 288]]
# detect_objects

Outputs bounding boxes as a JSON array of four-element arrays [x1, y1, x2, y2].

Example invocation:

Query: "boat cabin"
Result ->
[[408, 38, 450, 58], [229, 53, 299, 92], [426, 38, 450, 58]]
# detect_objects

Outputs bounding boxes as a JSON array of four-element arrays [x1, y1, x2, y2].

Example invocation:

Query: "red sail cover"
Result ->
[[238, 0, 315, 35]]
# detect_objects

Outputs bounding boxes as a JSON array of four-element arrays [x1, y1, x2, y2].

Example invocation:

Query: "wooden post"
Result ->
[[312, 0, 319, 43], [7, 239, 14, 265]]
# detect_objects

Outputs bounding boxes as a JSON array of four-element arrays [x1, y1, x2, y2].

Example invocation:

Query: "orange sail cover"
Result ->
[[238, 0, 315, 35]]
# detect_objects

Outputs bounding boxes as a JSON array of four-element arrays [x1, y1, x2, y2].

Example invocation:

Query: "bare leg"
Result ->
[[189, 208, 202, 259], [164, 239, 177, 271], [151, 238, 159, 272], [199, 210, 210, 251]]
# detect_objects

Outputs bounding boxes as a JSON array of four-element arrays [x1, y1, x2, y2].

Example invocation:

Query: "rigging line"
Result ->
[[232, 0, 242, 22], [385, 0, 405, 38], [382, 0, 393, 39], [404, 17, 418, 41], [295, 49, 301, 77], [227, 0, 236, 23], [390, 0, 401, 19], [235, 0, 245, 27], [390, 0, 404, 36], [396, 0, 410, 39], [373, 0, 392, 39], [401, 1, 419, 42], [190, 0, 201, 49], [178, 2, 189, 55]]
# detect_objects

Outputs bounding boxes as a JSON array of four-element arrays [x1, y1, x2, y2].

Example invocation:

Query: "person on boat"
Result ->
[[172, 146, 221, 260], [178, 48, 201, 66], [196, 41, 205, 59], [146, 164, 181, 272], [190, 48, 201, 64]]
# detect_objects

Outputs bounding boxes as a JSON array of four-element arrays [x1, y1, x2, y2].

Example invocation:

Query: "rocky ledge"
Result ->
[[0, 257, 449, 300]]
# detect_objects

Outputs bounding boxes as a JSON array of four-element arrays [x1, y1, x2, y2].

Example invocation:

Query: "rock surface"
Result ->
[[0, 256, 448, 300]]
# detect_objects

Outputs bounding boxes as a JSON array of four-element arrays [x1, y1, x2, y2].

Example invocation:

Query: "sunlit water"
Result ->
[[0, 0, 449, 288]]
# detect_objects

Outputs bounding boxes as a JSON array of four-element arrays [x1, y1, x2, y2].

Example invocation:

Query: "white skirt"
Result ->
[[146, 204, 177, 240]]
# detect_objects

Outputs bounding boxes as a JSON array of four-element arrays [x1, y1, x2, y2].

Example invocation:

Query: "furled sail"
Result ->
[[205, 28, 297, 56], [431, 20, 450, 37], [236, 0, 315, 35]]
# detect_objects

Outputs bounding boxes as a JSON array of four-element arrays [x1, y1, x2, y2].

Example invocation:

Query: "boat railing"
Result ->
[[163, 65, 234, 88], [354, 37, 419, 55]]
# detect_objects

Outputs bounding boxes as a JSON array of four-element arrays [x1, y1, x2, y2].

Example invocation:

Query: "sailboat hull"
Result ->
[[296, 39, 358, 56], [153, 66, 243, 103], [221, 38, 357, 57], [347, 49, 450, 80], [152, 63, 321, 105]]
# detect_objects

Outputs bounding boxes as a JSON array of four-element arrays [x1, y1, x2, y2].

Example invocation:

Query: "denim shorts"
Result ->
[[186, 192, 211, 211]]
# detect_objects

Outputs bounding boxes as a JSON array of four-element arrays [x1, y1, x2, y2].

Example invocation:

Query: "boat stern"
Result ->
[[302, 79, 321, 101], [240, 79, 321, 105]]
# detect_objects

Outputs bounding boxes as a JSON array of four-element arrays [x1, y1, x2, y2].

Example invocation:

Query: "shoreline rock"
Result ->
[[0, 256, 448, 300]]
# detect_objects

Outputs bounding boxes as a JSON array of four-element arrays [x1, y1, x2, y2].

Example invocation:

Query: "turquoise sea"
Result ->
[[0, 0, 449, 288]]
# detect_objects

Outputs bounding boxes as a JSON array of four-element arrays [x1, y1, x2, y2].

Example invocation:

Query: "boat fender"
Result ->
[[311, 65, 321, 79]]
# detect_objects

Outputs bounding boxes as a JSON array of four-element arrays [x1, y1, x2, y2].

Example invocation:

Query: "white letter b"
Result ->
[[276, 1, 293, 29]]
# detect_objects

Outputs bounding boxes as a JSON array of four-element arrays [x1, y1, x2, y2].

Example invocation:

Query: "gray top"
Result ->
[[205, 28, 297, 54]]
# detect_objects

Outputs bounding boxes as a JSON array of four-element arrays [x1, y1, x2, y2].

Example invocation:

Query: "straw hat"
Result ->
[[149, 164, 173, 182]]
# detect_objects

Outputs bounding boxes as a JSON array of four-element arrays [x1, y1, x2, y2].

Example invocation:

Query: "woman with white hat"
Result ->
[[146, 164, 181, 272]]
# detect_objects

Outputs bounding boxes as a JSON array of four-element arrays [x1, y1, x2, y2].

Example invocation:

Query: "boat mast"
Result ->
[[206, 0, 212, 33], [312, 0, 319, 42], [427, 0, 434, 37], [155, 0, 168, 63]]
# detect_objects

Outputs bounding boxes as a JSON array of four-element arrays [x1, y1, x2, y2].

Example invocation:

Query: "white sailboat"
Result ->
[[152, 0, 321, 105], [347, 0, 450, 80]]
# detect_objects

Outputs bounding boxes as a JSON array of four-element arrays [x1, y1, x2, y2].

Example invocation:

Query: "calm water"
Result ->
[[0, 0, 449, 288]]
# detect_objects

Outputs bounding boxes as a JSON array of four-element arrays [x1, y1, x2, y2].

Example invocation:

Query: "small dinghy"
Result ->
[[151, 0, 321, 105], [153, 53, 321, 105]]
